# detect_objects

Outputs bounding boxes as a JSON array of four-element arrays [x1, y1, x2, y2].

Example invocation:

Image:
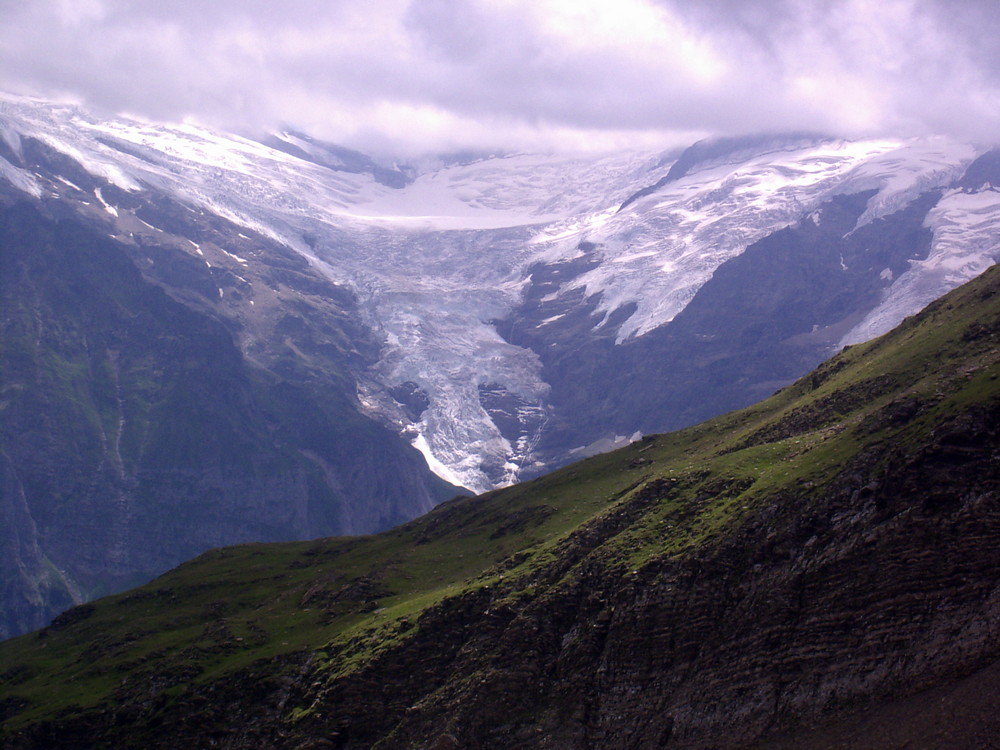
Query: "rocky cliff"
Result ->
[[0, 183, 457, 639]]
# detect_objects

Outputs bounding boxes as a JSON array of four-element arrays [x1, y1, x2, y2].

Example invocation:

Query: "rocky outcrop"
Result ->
[[275, 402, 999, 749]]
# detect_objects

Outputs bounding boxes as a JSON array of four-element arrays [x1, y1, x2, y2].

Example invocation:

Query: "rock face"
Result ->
[[283, 408, 999, 750], [1, 263, 998, 749], [0, 188, 457, 639], [400, 420, 999, 749]]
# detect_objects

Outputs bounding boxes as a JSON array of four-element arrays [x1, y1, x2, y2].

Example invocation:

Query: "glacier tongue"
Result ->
[[350, 243, 552, 494], [0, 92, 992, 492]]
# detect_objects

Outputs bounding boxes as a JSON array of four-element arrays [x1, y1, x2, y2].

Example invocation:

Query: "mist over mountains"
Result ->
[[1, 3, 999, 746]]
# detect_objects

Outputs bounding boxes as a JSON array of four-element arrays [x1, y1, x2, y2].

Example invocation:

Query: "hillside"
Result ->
[[1, 262, 998, 747]]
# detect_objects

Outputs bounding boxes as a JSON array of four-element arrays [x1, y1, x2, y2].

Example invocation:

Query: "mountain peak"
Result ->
[[618, 131, 831, 211]]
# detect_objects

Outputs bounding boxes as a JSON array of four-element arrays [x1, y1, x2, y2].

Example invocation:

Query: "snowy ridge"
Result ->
[[0, 92, 994, 492], [529, 138, 977, 342], [842, 184, 1000, 345]]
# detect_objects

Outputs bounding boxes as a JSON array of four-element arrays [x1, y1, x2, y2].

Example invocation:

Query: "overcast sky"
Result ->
[[2, 0, 999, 156]]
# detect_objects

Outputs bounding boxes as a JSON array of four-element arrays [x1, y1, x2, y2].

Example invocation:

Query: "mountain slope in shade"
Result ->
[[1, 261, 998, 749], [0, 181, 458, 639]]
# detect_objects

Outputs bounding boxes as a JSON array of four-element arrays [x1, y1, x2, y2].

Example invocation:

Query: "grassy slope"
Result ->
[[1, 262, 999, 740]]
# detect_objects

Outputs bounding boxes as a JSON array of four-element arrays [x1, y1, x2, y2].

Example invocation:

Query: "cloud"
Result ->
[[1, 0, 999, 155]]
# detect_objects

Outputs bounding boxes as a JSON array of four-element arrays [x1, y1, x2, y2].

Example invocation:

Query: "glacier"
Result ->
[[0, 91, 995, 492]]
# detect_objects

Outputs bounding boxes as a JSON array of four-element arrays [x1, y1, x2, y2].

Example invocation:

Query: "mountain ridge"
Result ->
[[2, 92, 993, 493], [617, 131, 829, 211]]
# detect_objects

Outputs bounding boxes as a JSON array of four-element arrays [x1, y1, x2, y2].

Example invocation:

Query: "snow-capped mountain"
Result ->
[[2, 92, 998, 495]]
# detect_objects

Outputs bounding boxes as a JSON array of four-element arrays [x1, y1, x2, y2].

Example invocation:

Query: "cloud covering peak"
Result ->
[[2, 0, 998, 155]]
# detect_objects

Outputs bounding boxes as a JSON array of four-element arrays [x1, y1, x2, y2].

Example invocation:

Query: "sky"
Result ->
[[2, 0, 1000, 156]]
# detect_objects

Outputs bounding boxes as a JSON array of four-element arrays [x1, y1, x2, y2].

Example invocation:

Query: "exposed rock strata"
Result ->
[[286, 405, 999, 749]]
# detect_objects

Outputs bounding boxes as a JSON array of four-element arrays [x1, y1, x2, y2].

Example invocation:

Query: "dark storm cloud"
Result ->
[[2, 0, 999, 154]]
